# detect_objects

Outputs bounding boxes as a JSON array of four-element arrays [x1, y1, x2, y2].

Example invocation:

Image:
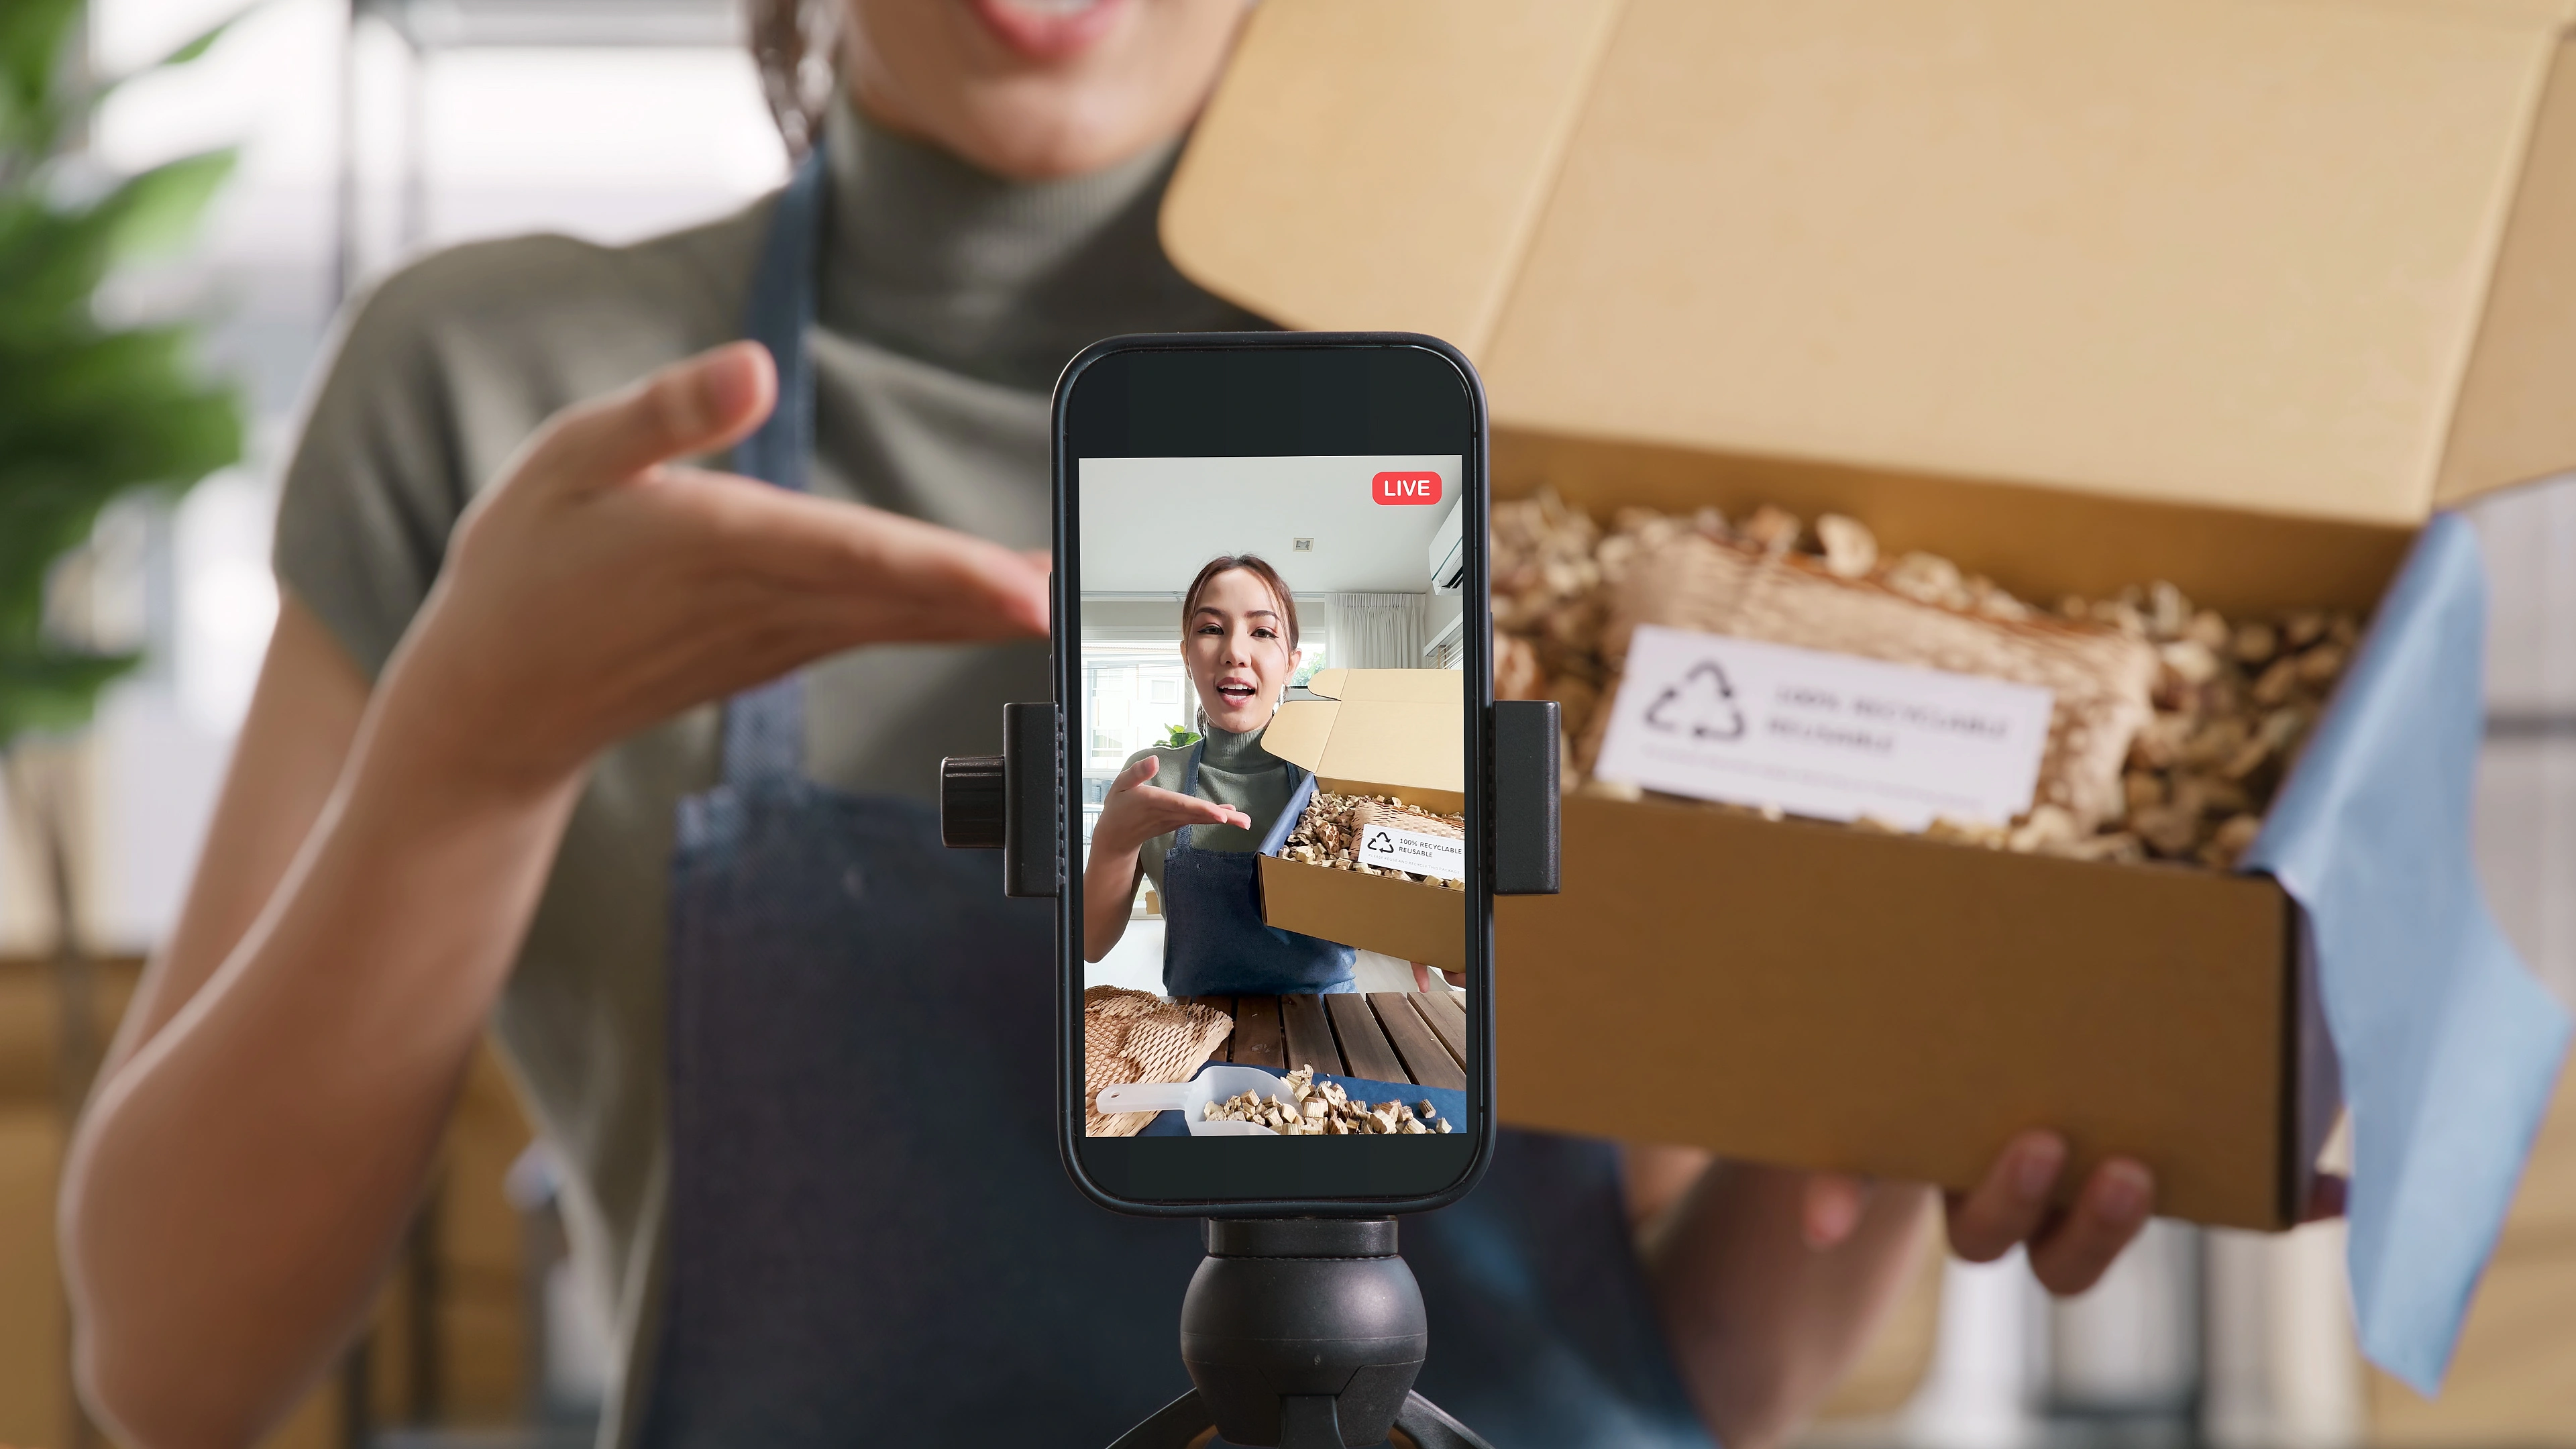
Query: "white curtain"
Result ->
[[1332, 592, 1431, 669]]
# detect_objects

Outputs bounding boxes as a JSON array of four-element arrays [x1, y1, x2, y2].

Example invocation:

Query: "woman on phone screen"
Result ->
[[1082, 555, 1358, 996]]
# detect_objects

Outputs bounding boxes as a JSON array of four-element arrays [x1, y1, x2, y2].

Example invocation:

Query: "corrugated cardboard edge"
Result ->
[[1161, 0, 1626, 354]]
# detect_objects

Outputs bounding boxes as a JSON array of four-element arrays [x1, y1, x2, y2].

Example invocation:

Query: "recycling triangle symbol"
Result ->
[[1362, 827, 1399, 860], [1644, 659, 1748, 742]]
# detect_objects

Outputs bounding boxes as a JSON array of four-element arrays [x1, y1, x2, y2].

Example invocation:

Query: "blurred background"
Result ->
[[0, 2, 2567, 1447]]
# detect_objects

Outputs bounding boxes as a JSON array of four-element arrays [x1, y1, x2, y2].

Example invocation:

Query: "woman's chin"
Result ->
[[1204, 703, 1265, 734]]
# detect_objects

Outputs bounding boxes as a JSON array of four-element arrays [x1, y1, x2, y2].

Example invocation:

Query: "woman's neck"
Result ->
[[1196, 718, 1274, 770], [816, 91, 1244, 391]]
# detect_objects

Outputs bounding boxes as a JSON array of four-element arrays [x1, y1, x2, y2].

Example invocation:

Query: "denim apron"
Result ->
[[1160, 742, 1357, 998], [633, 146, 1717, 1449]]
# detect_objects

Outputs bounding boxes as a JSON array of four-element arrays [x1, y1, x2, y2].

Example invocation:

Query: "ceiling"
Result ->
[[1076, 453, 1460, 596]]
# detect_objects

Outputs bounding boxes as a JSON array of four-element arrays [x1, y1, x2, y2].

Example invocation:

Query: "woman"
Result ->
[[58, 2, 2167, 1446], [1083, 554, 1360, 996]]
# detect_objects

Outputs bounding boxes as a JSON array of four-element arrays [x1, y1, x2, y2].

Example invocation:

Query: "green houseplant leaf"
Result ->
[[0, 1, 244, 755]]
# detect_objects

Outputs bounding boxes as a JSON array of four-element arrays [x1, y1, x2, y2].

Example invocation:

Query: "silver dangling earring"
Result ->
[[747, 0, 841, 161]]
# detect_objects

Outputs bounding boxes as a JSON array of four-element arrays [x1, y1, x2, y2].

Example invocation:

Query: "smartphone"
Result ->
[[1055, 333, 1495, 1215]]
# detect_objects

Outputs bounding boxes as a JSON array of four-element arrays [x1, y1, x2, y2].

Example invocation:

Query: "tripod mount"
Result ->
[[1110, 1218, 1495, 1449], [942, 700, 1559, 1448]]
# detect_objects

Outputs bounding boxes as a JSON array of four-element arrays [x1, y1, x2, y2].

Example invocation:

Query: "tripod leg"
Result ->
[[1389, 1392, 1500, 1449], [1108, 1389, 1218, 1449]]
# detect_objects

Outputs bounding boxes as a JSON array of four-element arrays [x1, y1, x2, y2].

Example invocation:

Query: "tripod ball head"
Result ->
[[1180, 1220, 1427, 1448]]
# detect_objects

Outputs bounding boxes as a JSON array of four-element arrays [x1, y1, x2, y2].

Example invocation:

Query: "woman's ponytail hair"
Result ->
[[1181, 555, 1300, 653], [747, 0, 840, 160]]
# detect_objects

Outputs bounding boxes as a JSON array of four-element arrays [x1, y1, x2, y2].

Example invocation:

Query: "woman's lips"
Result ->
[[1215, 677, 1257, 700], [965, 0, 1127, 61]]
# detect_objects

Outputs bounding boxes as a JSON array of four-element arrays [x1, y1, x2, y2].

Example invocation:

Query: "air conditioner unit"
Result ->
[[1428, 499, 1464, 592]]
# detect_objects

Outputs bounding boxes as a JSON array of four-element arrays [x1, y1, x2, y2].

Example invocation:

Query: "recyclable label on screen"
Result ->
[[1595, 625, 2054, 829], [1359, 824, 1467, 881]]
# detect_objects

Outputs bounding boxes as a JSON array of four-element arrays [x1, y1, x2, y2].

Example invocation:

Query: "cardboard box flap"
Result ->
[[1264, 669, 1465, 807], [1302, 669, 1466, 706], [1167, 0, 2576, 525], [2436, 32, 2576, 508], [1161, 0, 1623, 362]]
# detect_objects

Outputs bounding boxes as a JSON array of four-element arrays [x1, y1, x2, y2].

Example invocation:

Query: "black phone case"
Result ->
[[1050, 331, 1499, 1218]]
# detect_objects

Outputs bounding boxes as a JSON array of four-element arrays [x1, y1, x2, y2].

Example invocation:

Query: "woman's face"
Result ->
[[843, 0, 1248, 180], [1183, 568, 1296, 735]]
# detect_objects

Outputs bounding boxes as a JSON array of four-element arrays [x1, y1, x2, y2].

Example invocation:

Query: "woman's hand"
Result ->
[[1800, 1133, 2150, 1292], [1796, 1133, 2341, 1285], [377, 340, 1052, 804], [60, 344, 1053, 1447], [1636, 1129, 2353, 1449], [1080, 754, 1248, 961], [1089, 754, 1249, 857]]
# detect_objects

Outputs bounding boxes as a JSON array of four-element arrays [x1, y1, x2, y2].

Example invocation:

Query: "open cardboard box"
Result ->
[[1258, 669, 1470, 972], [1161, 0, 2576, 1229]]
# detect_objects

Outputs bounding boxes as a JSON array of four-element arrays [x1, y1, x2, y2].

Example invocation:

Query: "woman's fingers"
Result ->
[[1110, 780, 1248, 831], [2302, 1171, 2349, 1223], [1944, 1130, 2068, 1263], [1801, 1173, 1872, 1249], [692, 484, 1052, 643], [1156, 790, 1249, 828], [1411, 962, 1468, 991], [537, 343, 777, 488], [1944, 1132, 2156, 1293], [2026, 1160, 2153, 1295], [808, 498, 1050, 639]]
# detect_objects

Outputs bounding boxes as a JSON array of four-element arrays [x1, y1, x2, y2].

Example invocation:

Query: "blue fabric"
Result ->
[[639, 134, 1717, 1449], [2244, 513, 2572, 1394], [648, 784, 1207, 1446], [1134, 1061, 1468, 1137], [1162, 745, 1356, 996], [1409, 1133, 1716, 1449], [717, 144, 824, 788]]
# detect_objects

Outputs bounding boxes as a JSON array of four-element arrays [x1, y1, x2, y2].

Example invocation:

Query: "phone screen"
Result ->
[[1056, 339, 1491, 1211]]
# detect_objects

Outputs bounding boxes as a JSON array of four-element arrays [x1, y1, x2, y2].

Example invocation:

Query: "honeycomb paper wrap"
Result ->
[[1581, 533, 2157, 830], [1083, 987, 1234, 1137]]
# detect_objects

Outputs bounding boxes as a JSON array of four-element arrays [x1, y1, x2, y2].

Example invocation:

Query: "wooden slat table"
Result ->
[[1197, 991, 1466, 1091]]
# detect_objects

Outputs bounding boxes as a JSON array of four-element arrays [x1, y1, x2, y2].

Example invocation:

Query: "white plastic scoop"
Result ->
[[1094, 1065, 1294, 1136]]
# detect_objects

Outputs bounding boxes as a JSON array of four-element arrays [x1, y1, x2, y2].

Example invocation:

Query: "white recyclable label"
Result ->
[[1595, 625, 2054, 829], [1358, 824, 1467, 882]]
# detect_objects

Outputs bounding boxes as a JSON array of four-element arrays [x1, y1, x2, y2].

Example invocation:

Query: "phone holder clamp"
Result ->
[[940, 700, 1562, 898], [938, 701, 1061, 898]]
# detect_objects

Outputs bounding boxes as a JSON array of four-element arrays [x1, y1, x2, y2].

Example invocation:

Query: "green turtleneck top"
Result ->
[[273, 93, 1262, 1440], [1122, 718, 1301, 903]]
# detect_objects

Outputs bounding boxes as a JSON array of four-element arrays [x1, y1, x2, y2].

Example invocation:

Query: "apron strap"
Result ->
[[718, 145, 828, 788], [1173, 742, 1206, 847]]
